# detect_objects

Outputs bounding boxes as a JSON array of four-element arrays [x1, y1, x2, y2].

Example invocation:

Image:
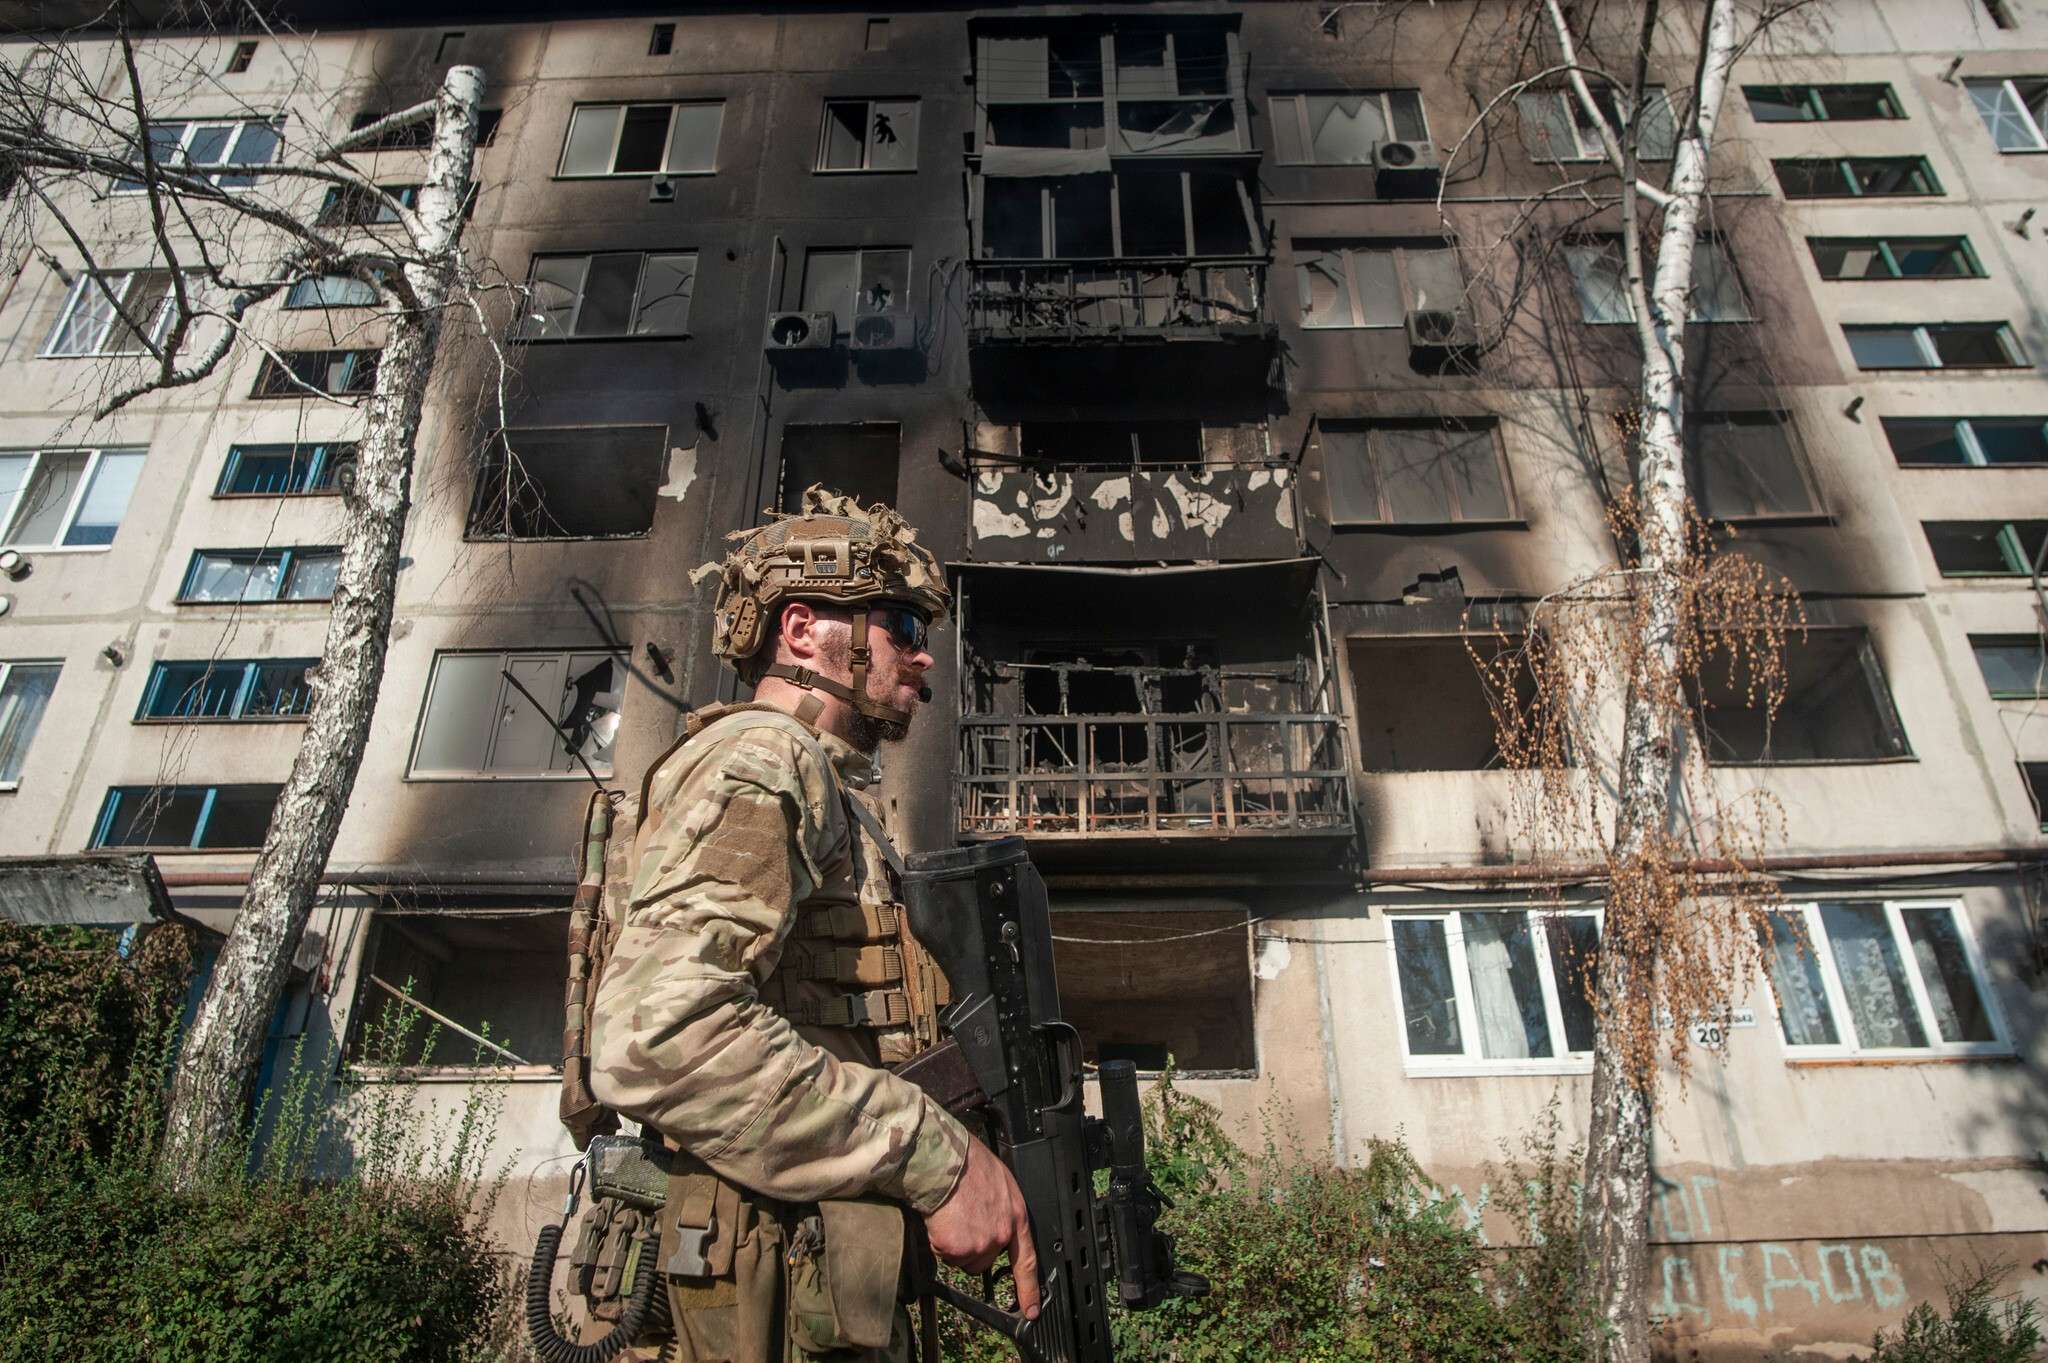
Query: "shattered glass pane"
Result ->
[[1306, 95, 1383, 163], [869, 100, 917, 171], [525, 256, 586, 338], [1351, 248, 1401, 326], [1403, 247, 1463, 314], [1119, 99, 1235, 153], [576, 254, 643, 336], [859, 249, 910, 314], [1516, 91, 1579, 158], [1295, 249, 1351, 328], [1689, 414, 1817, 518], [635, 253, 696, 334]]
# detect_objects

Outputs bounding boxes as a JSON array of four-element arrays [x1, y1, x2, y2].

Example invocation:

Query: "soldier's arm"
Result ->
[[588, 734, 970, 1212]]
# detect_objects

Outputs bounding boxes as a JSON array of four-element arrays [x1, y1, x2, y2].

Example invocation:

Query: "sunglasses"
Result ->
[[869, 604, 930, 654]]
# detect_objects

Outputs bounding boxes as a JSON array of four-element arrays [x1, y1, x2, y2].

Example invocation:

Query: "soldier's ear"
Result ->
[[779, 601, 821, 659]]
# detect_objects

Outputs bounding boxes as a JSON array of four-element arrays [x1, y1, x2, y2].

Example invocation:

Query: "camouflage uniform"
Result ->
[[589, 700, 970, 1363]]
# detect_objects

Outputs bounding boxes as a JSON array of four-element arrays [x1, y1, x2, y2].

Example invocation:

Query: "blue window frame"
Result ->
[[91, 783, 283, 849], [177, 546, 340, 603], [216, 444, 354, 496], [138, 658, 317, 721]]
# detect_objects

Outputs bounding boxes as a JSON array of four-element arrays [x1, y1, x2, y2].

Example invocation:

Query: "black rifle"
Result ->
[[896, 838, 1207, 1363]]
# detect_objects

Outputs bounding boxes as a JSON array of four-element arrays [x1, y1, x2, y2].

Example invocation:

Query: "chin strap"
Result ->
[[762, 608, 917, 726]]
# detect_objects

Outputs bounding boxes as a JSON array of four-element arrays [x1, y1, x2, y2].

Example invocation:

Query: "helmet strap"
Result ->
[[760, 608, 913, 726]]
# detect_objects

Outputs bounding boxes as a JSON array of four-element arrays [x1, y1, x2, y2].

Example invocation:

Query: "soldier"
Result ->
[[589, 487, 1038, 1363]]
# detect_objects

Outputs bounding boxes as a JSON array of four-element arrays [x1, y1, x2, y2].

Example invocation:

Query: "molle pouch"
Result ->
[[786, 1198, 906, 1354], [570, 1135, 676, 1322]]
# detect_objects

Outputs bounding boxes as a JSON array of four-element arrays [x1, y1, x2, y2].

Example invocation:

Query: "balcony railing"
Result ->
[[957, 711, 1351, 838], [967, 259, 1270, 343]]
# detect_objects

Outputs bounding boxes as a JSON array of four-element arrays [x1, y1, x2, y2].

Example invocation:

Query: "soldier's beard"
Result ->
[[821, 631, 913, 753]]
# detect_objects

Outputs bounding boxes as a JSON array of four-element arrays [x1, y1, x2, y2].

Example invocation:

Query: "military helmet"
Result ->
[[692, 485, 949, 721]]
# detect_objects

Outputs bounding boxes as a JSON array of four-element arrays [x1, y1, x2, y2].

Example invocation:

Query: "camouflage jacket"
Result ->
[[588, 703, 971, 1214]]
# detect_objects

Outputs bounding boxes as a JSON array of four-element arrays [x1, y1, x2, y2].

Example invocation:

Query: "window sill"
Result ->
[[174, 598, 334, 606], [0, 782, 16, 794], [1404, 1060, 1593, 1078], [39, 350, 164, 360], [135, 716, 310, 726], [1331, 518, 1529, 533], [0, 544, 114, 556], [813, 167, 919, 176], [404, 771, 616, 783], [1854, 365, 2028, 374], [1709, 512, 1835, 528], [1785, 1051, 2017, 1067], [511, 333, 691, 346], [1994, 146, 2048, 155], [212, 492, 343, 500], [460, 533, 653, 545], [550, 170, 715, 181], [1703, 754, 1918, 767], [344, 1063, 561, 1083], [1820, 275, 1988, 283], [1784, 192, 1942, 200], [92, 845, 262, 854]]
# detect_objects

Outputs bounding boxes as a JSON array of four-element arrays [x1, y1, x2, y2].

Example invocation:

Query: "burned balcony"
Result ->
[[953, 562, 1353, 860], [967, 260, 1269, 344]]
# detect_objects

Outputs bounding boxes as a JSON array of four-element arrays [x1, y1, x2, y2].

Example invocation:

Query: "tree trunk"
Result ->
[[158, 65, 484, 1189], [1577, 2, 1741, 1358]]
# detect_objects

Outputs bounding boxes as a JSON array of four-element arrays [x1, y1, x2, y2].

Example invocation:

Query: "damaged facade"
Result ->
[[0, 3, 2044, 1357]]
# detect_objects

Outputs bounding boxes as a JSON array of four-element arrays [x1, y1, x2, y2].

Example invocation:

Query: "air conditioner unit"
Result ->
[[1405, 308, 1477, 354], [1373, 140, 1443, 198], [764, 311, 836, 351], [849, 311, 914, 352]]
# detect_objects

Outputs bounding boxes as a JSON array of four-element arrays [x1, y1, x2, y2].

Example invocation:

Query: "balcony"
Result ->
[[969, 461, 1299, 563], [966, 259, 1275, 397]]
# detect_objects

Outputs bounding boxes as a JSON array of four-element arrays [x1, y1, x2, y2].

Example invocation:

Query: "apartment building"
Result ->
[[0, 2, 2043, 1355]]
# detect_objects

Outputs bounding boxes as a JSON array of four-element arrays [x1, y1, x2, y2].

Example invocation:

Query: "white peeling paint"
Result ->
[[658, 443, 698, 502], [973, 500, 1032, 539], [1149, 501, 1171, 538], [1090, 476, 1131, 510], [1164, 474, 1231, 537], [1117, 510, 1134, 540], [1255, 934, 1292, 980], [1035, 526, 1056, 538], [974, 471, 1004, 496], [1030, 473, 1074, 520], [1013, 488, 1028, 509], [1274, 469, 1296, 531], [1247, 469, 1271, 492]]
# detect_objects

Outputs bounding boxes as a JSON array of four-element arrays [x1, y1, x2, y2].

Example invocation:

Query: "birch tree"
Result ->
[[0, 21, 499, 1185]]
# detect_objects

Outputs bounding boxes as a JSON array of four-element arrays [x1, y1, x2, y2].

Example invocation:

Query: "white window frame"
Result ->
[[40, 270, 181, 357], [0, 659, 62, 792], [1386, 907, 1603, 1077], [1267, 90, 1429, 165], [1843, 322, 2025, 370], [815, 98, 920, 172], [1295, 239, 1464, 329], [1966, 77, 2048, 153], [408, 648, 624, 780], [516, 251, 698, 339], [1563, 235, 1751, 325], [1765, 900, 2010, 1060], [112, 117, 281, 192], [1518, 86, 1676, 161], [0, 447, 146, 554], [556, 101, 724, 177]]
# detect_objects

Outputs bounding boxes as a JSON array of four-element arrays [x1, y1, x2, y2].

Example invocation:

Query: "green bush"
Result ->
[[938, 1067, 1591, 1363], [1858, 1266, 2044, 1363], [0, 922, 511, 1363]]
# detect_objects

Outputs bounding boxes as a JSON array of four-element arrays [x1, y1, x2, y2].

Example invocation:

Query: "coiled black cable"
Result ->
[[525, 1221, 664, 1363]]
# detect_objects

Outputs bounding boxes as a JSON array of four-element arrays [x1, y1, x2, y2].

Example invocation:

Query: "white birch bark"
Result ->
[[1574, 2, 1742, 1358], [157, 65, 485, 1188]]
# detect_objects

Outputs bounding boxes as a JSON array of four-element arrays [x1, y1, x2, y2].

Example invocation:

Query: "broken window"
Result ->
[[1516, 87, 1676, 161], [981, 34, 1107, 152], [1113, 170, 1254, 256], [113, 117, 281, 191], [349, 106, 501, 149], [1269, 91, 1428, 164], [0, 661, 60, 788], [1809, 235, 1981, 280], [1050, 907, 1254, 1071], [347, 911, 568, 1068], [1020, 421, 1202, 468], [1563, 236, 1750, 324], [43, 269, 181, 357], [467, 426, 666, 540], [1926, 520, 2048, 576], [1967, 77, 2048, 152], [1689, 627, 1909, 763], [1114, 27, 1237, 153], [178, 546, 340, 602], [1763, 902, 2004, 1056], [285, 273, 380, 308], [253, 349, 379, 398], [1773, 156, 1940, 197], [1686, 412, 1823, 519], [1969, 635, 2048, 698], [0, 447, 145, 549], [799, 248, 910, 330], [558, 101, 723, 176], [818, 99, 918, 172], [316, 183, 419, 227], [777, 423, 899, 513], [1391, 909, 1602, 1067], [1350, 636, 1537, 771], [2023, 763, 2048, 827], [411, 650, 623, 778], [1745, 83, 1901, 122], [90, 783, 282, 849], [1295, 239, 1463, 328], [1886, 417, 2048, 466], [139, 658, 316, 721], [1322, 420, 1514, 525], [649, 23, 674, 56], [1844, 323, 2023, 370], [519, 252, 695, 339]]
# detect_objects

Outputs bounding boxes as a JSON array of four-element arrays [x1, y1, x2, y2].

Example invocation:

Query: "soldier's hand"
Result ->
[[924, 1138, 1042, 1320]]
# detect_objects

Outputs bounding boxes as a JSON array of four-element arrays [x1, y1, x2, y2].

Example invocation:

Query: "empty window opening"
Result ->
[[1322, 420, 1514, 525], [348, 912, 568, 1068], [2023, 763, 2048, 828], [1350, 636, 1538, 772], [1051, 907, 1253, 1072], [649, 23, 675, 56], [91, 784, 282, 850], [1688, 628, 1908, 763], [350, 107, 502, 150], [1019, 421, 1202, 469], [226, 41, 257, 73], [316, 183, 419, 227], [411, 650, 623, 778], [436, 31, 464, 62], [865, 18, 890, 51], [1886, 417, 2047, 466], [1926, 520, 2048, 576], [1979, 0, 2018, 29], [777, 423, 899, 514], [468, 427, 666, 540]]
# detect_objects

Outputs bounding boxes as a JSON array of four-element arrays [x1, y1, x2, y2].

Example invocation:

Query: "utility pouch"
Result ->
[[786, 1198, 906, 1354], [566, 1135, 675, 1323]]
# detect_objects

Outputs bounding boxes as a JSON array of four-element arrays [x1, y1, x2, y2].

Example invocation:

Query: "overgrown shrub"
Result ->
[[0, 921, 510, 1363], [1857, 1265, 2044, 1363]]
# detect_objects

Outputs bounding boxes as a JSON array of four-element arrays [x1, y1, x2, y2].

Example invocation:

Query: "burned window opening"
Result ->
[[1688, 628, 1910, 764], [1018, 421, 1205, 470], [467, 427, 665, 541], [347, 911, 568, 1068], [1051, 907, 1253, 1072], [1350, 636, 1542, 772], [777, 423, 899, 514]]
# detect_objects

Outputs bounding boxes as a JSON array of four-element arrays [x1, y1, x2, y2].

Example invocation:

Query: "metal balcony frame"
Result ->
[[966, 257, 1270, 343]]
